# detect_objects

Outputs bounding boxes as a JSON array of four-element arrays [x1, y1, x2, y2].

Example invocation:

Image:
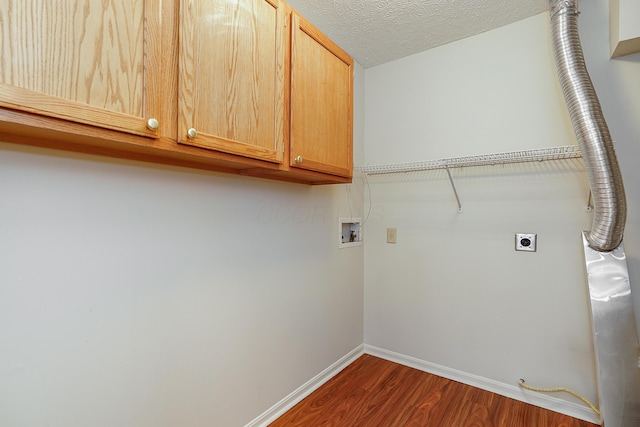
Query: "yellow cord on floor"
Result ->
[[518, 378, 600, 416]]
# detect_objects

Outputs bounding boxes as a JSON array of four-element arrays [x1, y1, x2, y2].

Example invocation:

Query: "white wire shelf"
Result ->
[[355, 145, 582, 175], [355, 145, 587, 213]]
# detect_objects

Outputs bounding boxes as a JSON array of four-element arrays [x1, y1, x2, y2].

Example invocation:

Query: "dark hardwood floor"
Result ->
[[269, 354, 599, 426]]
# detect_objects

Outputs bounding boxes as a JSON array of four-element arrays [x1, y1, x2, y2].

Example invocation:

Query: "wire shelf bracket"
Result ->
[[586, 189, 593, 212], [444, 166, 463, 213]]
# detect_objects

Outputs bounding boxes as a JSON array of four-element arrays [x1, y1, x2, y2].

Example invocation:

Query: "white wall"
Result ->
[[0, 63, 365, 427], [363, 2, 639, 421]]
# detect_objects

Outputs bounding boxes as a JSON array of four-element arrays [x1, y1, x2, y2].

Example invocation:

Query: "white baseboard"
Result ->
[[245, 344, 365, 427], [364, 344, 601, 425]]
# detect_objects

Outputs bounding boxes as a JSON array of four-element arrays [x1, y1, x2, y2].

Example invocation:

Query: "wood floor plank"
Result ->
[[393, 370, 450, 426], [269, 354, 599, 427]]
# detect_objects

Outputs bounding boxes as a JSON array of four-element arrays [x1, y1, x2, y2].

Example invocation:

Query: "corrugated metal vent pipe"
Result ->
[[549, 0, 626, 251]]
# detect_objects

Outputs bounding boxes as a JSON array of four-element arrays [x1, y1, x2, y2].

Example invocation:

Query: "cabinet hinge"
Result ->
[[284, 16, 287, 27]]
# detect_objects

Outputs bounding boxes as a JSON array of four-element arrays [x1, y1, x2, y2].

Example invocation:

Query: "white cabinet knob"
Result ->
[[187, 128, 197, 138], [147, 118, 159, 130], [295, 155, 303, 164]]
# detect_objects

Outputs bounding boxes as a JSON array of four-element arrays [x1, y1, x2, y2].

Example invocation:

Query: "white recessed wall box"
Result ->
[[339, 218, 362, 248]]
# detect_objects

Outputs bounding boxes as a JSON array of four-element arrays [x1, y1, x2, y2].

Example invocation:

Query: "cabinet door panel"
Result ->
[[0, 0, 161, 137], [179, 0, 285, 163], [290, 13, 353, 178]]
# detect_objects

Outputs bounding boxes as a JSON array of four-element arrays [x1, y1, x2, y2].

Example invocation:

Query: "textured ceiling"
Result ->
[[286, 0, 549, 68]]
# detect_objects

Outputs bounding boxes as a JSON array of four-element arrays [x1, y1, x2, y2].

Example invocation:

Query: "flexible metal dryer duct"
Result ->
[[549, 4, 640, 426], [549, 0, 626, 252]]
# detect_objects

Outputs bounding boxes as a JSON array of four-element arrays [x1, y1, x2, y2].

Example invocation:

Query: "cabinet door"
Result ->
[[179, 0, 285, 164], [290, 12, 353, 178], [0, 0, 161, 138]]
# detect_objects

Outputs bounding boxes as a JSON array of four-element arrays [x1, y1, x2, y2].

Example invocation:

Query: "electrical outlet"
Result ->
[[387, 228, 397, 244], [515, 233, 537, 252]]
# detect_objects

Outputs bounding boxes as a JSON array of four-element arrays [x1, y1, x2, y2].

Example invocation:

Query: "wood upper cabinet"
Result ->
[[178, 0, 286, 164], [289, 11, 353, 179], [0, 0, 353, 184], [0, 0, 161, 138]]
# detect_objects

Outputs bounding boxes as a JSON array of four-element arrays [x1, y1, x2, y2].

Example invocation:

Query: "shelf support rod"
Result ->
[[445, 166, 463, 213], [586, 189, 593, 212]]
